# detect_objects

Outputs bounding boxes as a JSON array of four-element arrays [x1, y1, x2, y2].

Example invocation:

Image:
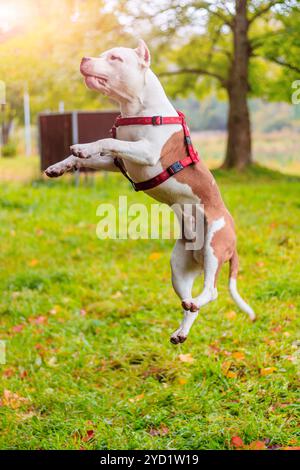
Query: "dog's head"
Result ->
[[80, 39, 151, 103]]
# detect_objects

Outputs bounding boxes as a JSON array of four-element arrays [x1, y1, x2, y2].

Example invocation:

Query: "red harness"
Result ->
[[111, 110, 199, 192]]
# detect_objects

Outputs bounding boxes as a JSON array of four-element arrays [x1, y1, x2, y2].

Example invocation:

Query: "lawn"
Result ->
[[0, 157, 299, 450]]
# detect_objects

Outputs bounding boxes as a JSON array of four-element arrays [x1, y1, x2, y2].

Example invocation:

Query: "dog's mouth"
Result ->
[[82, 73, 108, 90]]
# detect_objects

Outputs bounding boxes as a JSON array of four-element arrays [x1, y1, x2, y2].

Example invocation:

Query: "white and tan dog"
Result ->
[[45, 40, 255, 344]]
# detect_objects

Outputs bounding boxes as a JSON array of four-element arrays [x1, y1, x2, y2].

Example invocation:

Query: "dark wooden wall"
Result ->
[[39, 111, 119, 171]]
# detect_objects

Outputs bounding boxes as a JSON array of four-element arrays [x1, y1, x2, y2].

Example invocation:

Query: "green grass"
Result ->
[[0, 162, 299, 450]]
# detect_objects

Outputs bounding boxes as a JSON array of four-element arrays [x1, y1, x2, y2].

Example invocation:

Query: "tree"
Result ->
[[122, 0, 300, 169], [0, 0, 126, 146]]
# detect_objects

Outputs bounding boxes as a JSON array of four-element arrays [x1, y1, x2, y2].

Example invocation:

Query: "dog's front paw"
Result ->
[[70, 144, 91, 159], [45, 164, 66, 178], [170, 329, 187, 345]]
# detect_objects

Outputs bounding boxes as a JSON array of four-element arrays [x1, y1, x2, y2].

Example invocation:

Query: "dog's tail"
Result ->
[[228, 249, 256, 321]]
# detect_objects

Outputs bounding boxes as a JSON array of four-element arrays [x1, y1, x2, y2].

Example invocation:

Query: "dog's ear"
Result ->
[[135, 39, 151, 68]]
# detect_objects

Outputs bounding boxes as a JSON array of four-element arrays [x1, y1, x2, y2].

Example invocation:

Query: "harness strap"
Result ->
[[111, 110, 199, 191]]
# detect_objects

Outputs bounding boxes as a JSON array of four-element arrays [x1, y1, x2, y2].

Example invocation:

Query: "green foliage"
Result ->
[[0, 0, 125, 125], [0, 157, 299, 449], [1, 141, 17, 157], [124, 1, 300, 102]]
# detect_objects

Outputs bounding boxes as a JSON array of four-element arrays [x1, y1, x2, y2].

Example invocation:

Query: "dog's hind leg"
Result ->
[[228, 249, 256, 321], [190, 217, 226, 311], [170, 239, 202, 344]]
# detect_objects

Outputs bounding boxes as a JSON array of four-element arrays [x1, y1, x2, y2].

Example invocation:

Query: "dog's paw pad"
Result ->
[[170, 330, 187, 345], [182, 300, 198, 312], [45, 166, 64, 178]]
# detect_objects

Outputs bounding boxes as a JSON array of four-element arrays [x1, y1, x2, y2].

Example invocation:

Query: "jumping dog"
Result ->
[[45, 40, 255, 344]]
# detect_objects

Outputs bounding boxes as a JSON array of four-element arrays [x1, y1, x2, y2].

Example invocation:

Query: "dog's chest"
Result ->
[[116, 129, 225, 216]]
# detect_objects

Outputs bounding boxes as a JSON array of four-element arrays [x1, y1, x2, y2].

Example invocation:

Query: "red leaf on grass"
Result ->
[[29, 316, 47, 325], [149, 424, 169, 437], [3, 368, 15, 378], [19, 370, 28, 379], [12, 324, 25, 333], [248, 440, 266, 450], [82, 430, 95, 442], [231, 436, 244, 448], [1, 389, 29, 409]]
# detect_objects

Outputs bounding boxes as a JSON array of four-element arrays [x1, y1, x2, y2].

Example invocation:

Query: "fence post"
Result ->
[[72, 111, 80, 186], [24, 87, 32, 156]]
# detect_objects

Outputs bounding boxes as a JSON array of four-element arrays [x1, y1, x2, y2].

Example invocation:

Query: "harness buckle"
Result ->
[[152, 115, 163, 126], [167, 161, 184, 175]]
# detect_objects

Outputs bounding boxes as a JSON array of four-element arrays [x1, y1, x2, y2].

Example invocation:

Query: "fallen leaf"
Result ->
[[178, 353, 195, 364], [129, 393, 144, 403], [260, 367, 276, 376], [12, 324, 25, 333], [82, 429, 95, 442], [149, 424, 169, 436], [208, 343, 221, 355], [178, 378, 187, 385], [256, 261, 265, 267], [28, 259, 39, 267], [29, 316, 47, 325], [1, 389, 29, 409], [221, 361, 232, 375], [248, 440, 266, 450], [227, 371, 238, 379], [231, 436, 244, 448], [287, 438, 298, 445], [225, 310, 237, 320], [19, 369, 28, 379], [271, 325, 282, 333], [232, 352, 245, 361], [149, 252, 162, 261], [47, 356, 58, 367], [3, 368, 15, 378]]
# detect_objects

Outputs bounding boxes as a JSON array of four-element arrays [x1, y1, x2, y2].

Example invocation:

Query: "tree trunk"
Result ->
[[223, 0, 252, 169], [1, 119, 13, 145]]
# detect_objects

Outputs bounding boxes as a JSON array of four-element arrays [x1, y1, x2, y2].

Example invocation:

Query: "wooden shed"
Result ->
[[38, 111, 119, 171]]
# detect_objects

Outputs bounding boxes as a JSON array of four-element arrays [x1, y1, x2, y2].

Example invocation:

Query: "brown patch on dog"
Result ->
[[160, 130, 237, 279], [160, 131, 225, 222]]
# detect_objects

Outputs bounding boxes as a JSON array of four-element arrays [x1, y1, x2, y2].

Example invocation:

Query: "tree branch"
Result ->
[[248, 1, 281, 24], [264, 56, 300, 74], [194, 1, 234, 29], [158, 67, 227, 86]]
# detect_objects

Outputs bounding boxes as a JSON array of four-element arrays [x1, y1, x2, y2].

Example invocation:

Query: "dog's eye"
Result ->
[[110, 55, 123, 62]]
